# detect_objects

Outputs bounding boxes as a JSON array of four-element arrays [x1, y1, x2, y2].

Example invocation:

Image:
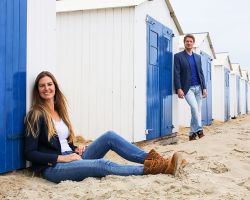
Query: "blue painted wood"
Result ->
[[200, 51, 212, 126], [236, 75, 241, 115], [224, 68, 230, 121], [0, 0, 7, 171], [0, 0, 27, 173], [160, 27, 173, 136], [146, 16, 173, 140]]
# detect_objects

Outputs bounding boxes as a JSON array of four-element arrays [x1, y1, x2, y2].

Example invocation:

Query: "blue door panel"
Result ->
[[0, 0, 7, 171], [160, 34, 173, 136], [201, 51, 212, 126], [0, 0, 27, 173], [146, 19, 160, 140], [146, 16, 173, 140], [224, 68, 230, 121], [236, 76, 241, 115], [207, 60, 212, 124]]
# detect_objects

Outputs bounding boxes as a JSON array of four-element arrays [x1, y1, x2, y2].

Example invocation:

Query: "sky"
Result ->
[[170, 0, 250, 72]]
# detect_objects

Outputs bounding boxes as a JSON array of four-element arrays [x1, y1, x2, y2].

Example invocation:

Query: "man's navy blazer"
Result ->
[[174, 50, 206, 95], [24, 113, 77, 173]]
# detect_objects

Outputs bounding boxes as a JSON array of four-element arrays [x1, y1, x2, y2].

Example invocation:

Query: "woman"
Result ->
[[24, 71, 183, 183]]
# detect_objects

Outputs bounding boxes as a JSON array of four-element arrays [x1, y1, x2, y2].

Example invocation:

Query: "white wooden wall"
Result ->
[[212, 66, 225, 121], [26, 0, 56, 111], [240, 79, 246, 114], [229, 73, 237, 118], [56, 8, 135, 141]]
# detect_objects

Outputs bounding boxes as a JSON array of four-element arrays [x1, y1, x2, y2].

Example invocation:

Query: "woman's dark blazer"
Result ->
[[24, 113, 77, 173], [174, 50, 206, 95]]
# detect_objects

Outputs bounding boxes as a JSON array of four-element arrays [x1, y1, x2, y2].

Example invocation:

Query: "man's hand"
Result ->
[[177, 89, 185, 99], [202, 89, 207, 98]]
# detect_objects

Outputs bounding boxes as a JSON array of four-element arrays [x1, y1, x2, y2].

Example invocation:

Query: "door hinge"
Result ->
[[7, 133, 24, 140], [145, 129, 153, 135]]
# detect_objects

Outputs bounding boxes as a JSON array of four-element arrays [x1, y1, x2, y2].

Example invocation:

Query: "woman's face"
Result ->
[[38, 76, 56, 101]]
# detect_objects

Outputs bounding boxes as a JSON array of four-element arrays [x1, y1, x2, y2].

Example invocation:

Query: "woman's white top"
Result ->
[[53, 119, 72, 153]]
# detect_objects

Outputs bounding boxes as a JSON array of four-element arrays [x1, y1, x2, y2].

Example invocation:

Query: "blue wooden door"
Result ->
[[201, 51, 212, 125], [146, 16, 173, 140], [224, 68, 230, 121], [236, 75, 241, 115], [0, 0, 27, 173]]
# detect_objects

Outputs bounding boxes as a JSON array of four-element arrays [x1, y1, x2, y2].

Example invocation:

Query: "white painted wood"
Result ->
[[56, 0, 147, 13], [240, 78, 246, 114], [212, 65, 225, 121], [56, 8, 134, 141], [26, 0, 56, 111], [229, 73, 237, 118]]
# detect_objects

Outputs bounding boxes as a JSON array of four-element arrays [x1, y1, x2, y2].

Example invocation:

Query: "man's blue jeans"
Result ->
[[42, 131, 148, 183], [185, 85, 203, 135]]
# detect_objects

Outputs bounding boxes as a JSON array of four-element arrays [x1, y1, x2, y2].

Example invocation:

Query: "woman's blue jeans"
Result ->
[[42, 131, 148, 183]]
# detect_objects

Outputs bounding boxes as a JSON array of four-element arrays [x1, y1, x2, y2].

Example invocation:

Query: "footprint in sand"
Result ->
[[237, 177, 250, 191], [196, 156, 208, 161], [209, 161, 229, 174]]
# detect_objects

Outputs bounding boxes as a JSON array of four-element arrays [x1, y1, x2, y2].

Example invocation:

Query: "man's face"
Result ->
[[184, 37, 194, 50]]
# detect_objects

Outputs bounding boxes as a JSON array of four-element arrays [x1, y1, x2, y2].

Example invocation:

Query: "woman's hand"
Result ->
[[74, 145, 87, 156], [57, 153, 82, 163]]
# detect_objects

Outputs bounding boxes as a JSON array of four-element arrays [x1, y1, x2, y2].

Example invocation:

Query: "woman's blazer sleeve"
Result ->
[[24, 115, 58, 165]]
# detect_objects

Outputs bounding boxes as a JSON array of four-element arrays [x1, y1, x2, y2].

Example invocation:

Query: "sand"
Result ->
[[1, 115, 250, 200]]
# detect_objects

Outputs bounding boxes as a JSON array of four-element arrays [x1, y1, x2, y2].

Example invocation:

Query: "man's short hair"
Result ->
[[184, 34, 195, 43]]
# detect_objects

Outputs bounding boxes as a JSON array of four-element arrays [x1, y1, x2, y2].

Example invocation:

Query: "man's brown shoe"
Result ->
[[189, 133, 197, 141], [197, 130, 205, 138]]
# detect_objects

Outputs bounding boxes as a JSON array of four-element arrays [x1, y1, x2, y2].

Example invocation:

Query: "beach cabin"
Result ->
[[0, 0, 27, 173], [178, 32, 216, 127], [56, 0, 184, 142], [213, 53, 232, 122], [241, 70, 249, 114]]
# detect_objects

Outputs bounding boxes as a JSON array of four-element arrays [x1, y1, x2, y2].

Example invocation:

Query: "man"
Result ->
[[174, 34, 207, 141]]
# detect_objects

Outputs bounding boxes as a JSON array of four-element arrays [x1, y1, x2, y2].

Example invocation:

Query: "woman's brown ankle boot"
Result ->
[[144, 152, 182, 175], [145, 149, 164, 161]]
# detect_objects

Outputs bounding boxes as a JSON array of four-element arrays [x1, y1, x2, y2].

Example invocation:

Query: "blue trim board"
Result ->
[[0, 0, 27, 173]]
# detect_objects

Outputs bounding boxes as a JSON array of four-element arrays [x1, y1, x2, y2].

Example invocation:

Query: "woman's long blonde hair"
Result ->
[[25, 71, 75, 142]]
